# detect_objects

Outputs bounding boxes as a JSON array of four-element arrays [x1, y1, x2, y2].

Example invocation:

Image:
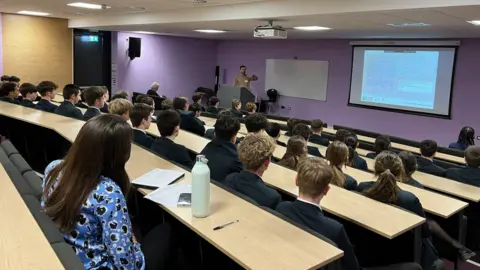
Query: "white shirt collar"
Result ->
[[88, 106, 101, 111], [132, 127, 146, 134], [297, 197, 322, 210]]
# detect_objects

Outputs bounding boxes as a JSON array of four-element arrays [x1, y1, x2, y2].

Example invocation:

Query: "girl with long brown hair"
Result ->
[[399, 151, 476, 261], [42, 114, 171, 270], [325, 141, 358, 190], [278, 135, 307, 170], [357, 152, 443, 270]]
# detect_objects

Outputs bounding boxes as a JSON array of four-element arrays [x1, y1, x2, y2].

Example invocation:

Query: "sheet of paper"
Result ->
[[132, 168, 184, 188], [205, 125, 214, 130], [144, 183, 192, 207]]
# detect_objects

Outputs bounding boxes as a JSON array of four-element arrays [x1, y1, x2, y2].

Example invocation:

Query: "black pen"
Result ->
[[213, 220, 239, 231]]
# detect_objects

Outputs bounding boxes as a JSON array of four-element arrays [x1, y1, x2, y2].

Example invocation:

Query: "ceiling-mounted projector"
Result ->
[[254, 20, 287, 39]]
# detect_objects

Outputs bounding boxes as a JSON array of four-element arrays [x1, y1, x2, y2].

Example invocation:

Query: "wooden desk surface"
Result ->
[[322, 127, 465, 165], [262, 164, 425, 239], [278, 135, 468, 218], [0, 103, 343, 270], [0, 164, 64, 270], [153, 126, 425, 239]]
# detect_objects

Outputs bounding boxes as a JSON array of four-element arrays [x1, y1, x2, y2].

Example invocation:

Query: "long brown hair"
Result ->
[[278, 135, 307, 170], [364, 151, 403, 203], [43, 114, 133, 232], [326, 141, 349, 187]]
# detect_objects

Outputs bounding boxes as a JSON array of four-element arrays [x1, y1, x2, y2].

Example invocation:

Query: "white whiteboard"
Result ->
[[265, 59, 329, 101]]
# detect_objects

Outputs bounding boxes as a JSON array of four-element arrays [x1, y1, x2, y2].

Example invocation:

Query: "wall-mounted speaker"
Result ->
[[128, 37, 141, 60]]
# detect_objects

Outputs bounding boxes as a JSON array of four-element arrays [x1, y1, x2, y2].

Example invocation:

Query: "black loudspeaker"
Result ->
[[214, 66, 220, 93], [128, 37, 141, 60]]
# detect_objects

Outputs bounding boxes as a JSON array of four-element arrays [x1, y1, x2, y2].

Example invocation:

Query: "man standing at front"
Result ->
[[234, 65, 258, 90]]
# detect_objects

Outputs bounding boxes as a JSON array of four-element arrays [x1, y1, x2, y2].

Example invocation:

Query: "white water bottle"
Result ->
[[191, 155, 211, 218]]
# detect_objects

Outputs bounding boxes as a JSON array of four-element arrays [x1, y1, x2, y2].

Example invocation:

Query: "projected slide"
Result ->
[[361, 50, 439, 109], [349, 46, 456, 116]]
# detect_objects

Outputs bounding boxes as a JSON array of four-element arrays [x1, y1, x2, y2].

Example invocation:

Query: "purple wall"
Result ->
[[217, 39, 480, 146], [115, 32, 217, 98]]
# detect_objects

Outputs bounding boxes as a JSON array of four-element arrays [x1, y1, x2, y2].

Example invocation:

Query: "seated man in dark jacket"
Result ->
[[130, 103, 155, 149], [366, 135, 391, 159], [0, 82, 20, 105], [278, 157, 422, 270], [151, 110, 194, 169], [19, 83, 38, 108], [277, 157, 359, 270], [229, 99, 244, 118], [200, 115, 242, 182], [146, 81, 161, 97], [226, 134, 281, 209], [418, 140, 446, 177], [35, 81, 58, 113], [206, 96, 220, 114], [55, 84, 83, 120], [82, 86, 106, 121], [173, 97, 205, 137], [446, 146, 480, 187], [309, 119, 330, 147], [292, 123, 323, 158]]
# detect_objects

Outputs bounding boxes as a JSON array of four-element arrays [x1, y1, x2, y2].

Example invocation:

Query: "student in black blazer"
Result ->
[[129, 103, 155, 149], [449, 126, 475, 151], [18, 83, 38, 108], [446, 146, 480, 187], [266, 122, 287, 147], [173, 97, 205, 137], [99, 87, 110, 113], [344, 132, 368, 171], [400, 151, 475, 260], [245, 113, 268, 134], [366, 135, 391, 159], [292, 123, 323, 158], [278, 136, 307, 170], [358, 152, 454, 269], [417, 140, 447, 177], [35, 81, 58, 113], [76, 89, 89, 109], [309, 119, 330, 147], [325, 141, 358, 190], [54, 84, 83, 120], [192, 93, 206, 112], [200, 115, 242, 182], [82, 86, 106, 121], [284, 118, 301, 137], [206, 96, 220, 115], [0, 82, 20, 105], [109, 98, 134, 121], [277, 157, 359, 269], [225, 133, 281, 209], [229, 99, 243, 118], [151, 110, 193, 169], [188, 103, 206, 125]]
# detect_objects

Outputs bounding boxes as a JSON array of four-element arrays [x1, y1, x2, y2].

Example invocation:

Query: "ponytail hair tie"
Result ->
[[383, 169, 391, 175]]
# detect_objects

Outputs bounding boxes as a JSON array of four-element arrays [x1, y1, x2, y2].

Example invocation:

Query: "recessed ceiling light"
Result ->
[[467, 20, 480, 26], [387, 22, 431, 27], [194, 29, 226, 33], [293, 26, 331, 31], [134, 31, 157, 35], [17, 10, 50, 16], [67, 2, 109, 9]]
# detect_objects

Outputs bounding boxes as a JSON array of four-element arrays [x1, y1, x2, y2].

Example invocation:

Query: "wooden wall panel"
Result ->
[[2, 14, 72, 86]]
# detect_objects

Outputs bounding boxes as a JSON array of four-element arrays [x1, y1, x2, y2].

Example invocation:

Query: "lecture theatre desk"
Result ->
[[321, 127, 465, 165], [154, 127, 426, 257], [0, 103, 343, 270], [0, 164, 64, 270]]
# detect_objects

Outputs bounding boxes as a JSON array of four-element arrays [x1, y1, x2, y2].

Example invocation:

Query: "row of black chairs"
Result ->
[[0, 140, 84, 270]]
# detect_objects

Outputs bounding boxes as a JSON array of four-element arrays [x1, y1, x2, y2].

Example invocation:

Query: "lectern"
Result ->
[[217, 86, 255, 110]]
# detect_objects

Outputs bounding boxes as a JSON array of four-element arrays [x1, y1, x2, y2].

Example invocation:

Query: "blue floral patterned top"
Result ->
[[42, 160, 145, 270]]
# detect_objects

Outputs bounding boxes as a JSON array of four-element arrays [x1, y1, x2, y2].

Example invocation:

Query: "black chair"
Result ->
[[390, 136, 421, 148], [432, 158, 462, 170]]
